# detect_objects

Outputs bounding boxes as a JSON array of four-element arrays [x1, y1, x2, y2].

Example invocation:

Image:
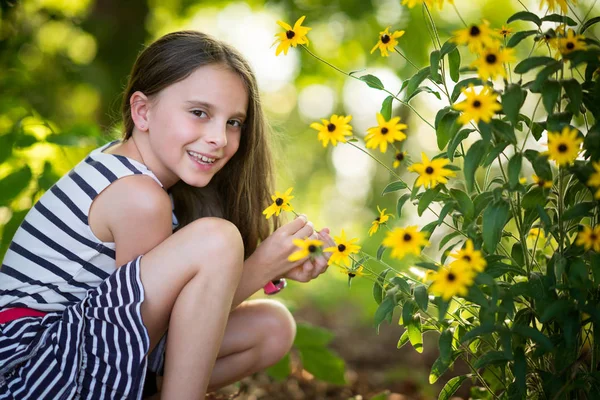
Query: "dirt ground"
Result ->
[[208, 302, 471, 400]]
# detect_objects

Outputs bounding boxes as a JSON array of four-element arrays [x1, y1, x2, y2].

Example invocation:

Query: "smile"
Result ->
[[187, 151, 216, 164]]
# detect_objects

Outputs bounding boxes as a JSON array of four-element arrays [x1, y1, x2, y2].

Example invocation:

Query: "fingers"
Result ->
[[279, 214, 308, 236], [292, 221, 315, 240]]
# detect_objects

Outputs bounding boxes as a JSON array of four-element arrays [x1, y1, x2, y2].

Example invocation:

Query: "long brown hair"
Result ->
[[121, 31, 278, 257]]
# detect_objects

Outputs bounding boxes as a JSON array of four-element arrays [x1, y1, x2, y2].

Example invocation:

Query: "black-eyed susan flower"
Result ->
[[540, 0, 574, 13], [533, 174, 553, 189], [452, 21, 501, 53], [273, 16, 311, 56], [497, 25, 513, 38], [453, 85, 502, 125], [528, 227, 545, 241], [408, 152, 456, 189], [369, 206, 394, 236], [288, 237, 324, 261], [325, 230, 361, 267], [471, 42, 516, 80], [393, 151, 407, 168], [401, 0, 454, 8], [546, 126, 582, 166], [428, 264, 475, 301], [262, 187, 294, 219], [365, 113, 408, 153], [371, 27, 405, 57], [338, 264, 367, 281], [449, 240, 487, 273], [382, 226, 430, 259], [550, 29, 587, 57], [421, 269, 436, 284], [588, 162, 600, 188], [309, 114, 353, 147], [576, 225, 600, 252]]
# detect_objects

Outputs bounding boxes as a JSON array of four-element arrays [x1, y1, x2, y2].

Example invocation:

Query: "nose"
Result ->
[[205, 121, 228, 148]]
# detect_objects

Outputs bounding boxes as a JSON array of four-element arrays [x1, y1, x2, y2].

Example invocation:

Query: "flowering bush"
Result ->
[[273, 0, 600, 398]]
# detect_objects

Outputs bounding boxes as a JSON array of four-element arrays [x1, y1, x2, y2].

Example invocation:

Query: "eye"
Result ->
[[228, 119, 243, 128], [191, 110, 208, 118]]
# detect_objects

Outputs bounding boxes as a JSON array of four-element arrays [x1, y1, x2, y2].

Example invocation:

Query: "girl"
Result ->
[[0, 31, 334, 399]]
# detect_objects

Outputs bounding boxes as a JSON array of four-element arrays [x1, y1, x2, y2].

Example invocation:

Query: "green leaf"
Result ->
[[406, 86, 441, 102], [491, 119, 517, 144], [418, 186, 441, 216], [0, 166, 33, 207], [539, 299, 571, 323], [541, 80, 561, 114], [512, 347, 526, 397], [512, 324, 553, 352], [508, 153, 522, 189], [14, 134, 38, 149], [460, 323, 497, 344], [377, 244, 386, 260], [464, 140, 487, 192], [448, 48, 461, 82], [473, 351, 511, 369], [370, 391, 391, 400], [397, 330, 410, 349], [430, 50, 442, 82], [501, 84, 526, 125], [414, 285, 429, 311], [407, 316, 423, 353], [542, 14, 577, 26], [266, 353, 291, 381], [436, 111, 460, 150], [522, 187, 546, 210], [396, 193, 411, 219], [429, 352, 459, 383], [373, 268, 392, 305], [440, 40, 457, 57], [447, 129, 473, 161], [380, 95, 393, 120], [581, 16, 600, 33], [0, 134, 15, 164], [407, 67, 430, 98], [451, 78, 483, 102], [507, 29, 538, 48], [450, 189, 474, 220], [438, 376, 468, 400], [563, 201, 595, 221], [531, 61, 563, 92], [359, 74, 384, 90], [439, 329, 453, 362], [439, 231, 462, 251], [514, 56, 556, 74], [482, 199, 510, 253], [524, 149, 552, 181], [299, 347, 346, 385], [382, 180, 408, 195], [507, 11, 542, 26], [374, 295, 396, 332], [294, 322, 335, 348], [562, 79, 582, 115]]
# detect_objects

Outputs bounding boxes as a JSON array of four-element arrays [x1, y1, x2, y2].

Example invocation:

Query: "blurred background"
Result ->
[[1, 0, 598, 398]]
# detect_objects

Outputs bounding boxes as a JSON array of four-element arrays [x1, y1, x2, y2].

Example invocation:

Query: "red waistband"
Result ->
[[0, 307, 48, 324]]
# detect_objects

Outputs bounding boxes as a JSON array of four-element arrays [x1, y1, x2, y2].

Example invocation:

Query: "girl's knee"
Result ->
[[256, 300, 296, 365]]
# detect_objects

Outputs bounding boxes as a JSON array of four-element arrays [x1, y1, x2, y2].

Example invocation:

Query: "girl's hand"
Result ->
[[284, 227, 336, 283]]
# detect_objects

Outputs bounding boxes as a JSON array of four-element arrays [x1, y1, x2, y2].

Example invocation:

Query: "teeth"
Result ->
[[188, 151, 216, 164]]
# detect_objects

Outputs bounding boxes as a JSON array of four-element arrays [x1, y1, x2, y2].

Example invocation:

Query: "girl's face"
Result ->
[[146, 63, 248, 188]]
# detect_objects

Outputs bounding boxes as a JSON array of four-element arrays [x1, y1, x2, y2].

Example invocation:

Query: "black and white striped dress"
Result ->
[[0, 140, 172, 399]]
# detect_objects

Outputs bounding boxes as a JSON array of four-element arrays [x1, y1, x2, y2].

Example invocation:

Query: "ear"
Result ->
[[130, 91, 151, 132]]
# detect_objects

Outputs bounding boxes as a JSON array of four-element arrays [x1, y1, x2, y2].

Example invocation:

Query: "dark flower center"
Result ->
[[591, 233, 598, 241], [566, 41, 575, 50], [403, 233, 412, 242], [275, 198, 284, 206], [349, 272, 356, 278], [425, 166, 434, 174], [470, 25, 481, 37], [327, 123, 336, 132], [447, 272, 456, 282], [473, 100, 482, 108], [381, 127, 389, 135], [286, 30, 295, 39], [396, 153, 405, 161], [375, 217, 381, 222], [308, 245, 317, 253], [558, 143, 568, 153], [381, 34, 391, 44], [537, 180, 546, 187], [463, 255, 472, 262], [338, 244, 346, 252], [486, 54, 497, 64]]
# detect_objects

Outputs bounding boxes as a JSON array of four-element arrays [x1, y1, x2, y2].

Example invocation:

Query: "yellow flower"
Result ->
[[288, 237, 324, 262], [533, 174, 553, 189], [382, 226, 430, 259], [449, 240, 487, 273], [273, 16, 311, 56], [576, 225, 600, 253], [429, 264, 475, 301], [393, 151, 407, 168], [546, 126, 582, 166], [497, 25, 513, 37], [324, 229, 361, 267], [421, 269, 436, 283], [368, 206, 394, 236], [338, 264, 366, 278], [262, 187, 294, 219], [370, 27, 405, 57], [453, 85, 502, 125], [587, 162, 600, 187], [550, 29, 587, 57], [471, 41, 516, 80], [452, 21, 501, 53], [519, 177, 528, 184], [401, 0, 454, 9], [528, 227, 545, 241], [596, 188, 600, 200], [540, 0, 575, 13], [310, 114, 353, 148], [408, 152, 456, 189], [365, 113, 408, 153]]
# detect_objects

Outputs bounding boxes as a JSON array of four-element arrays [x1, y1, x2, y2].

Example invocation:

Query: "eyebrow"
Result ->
[[185, 100, 247, 120]]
